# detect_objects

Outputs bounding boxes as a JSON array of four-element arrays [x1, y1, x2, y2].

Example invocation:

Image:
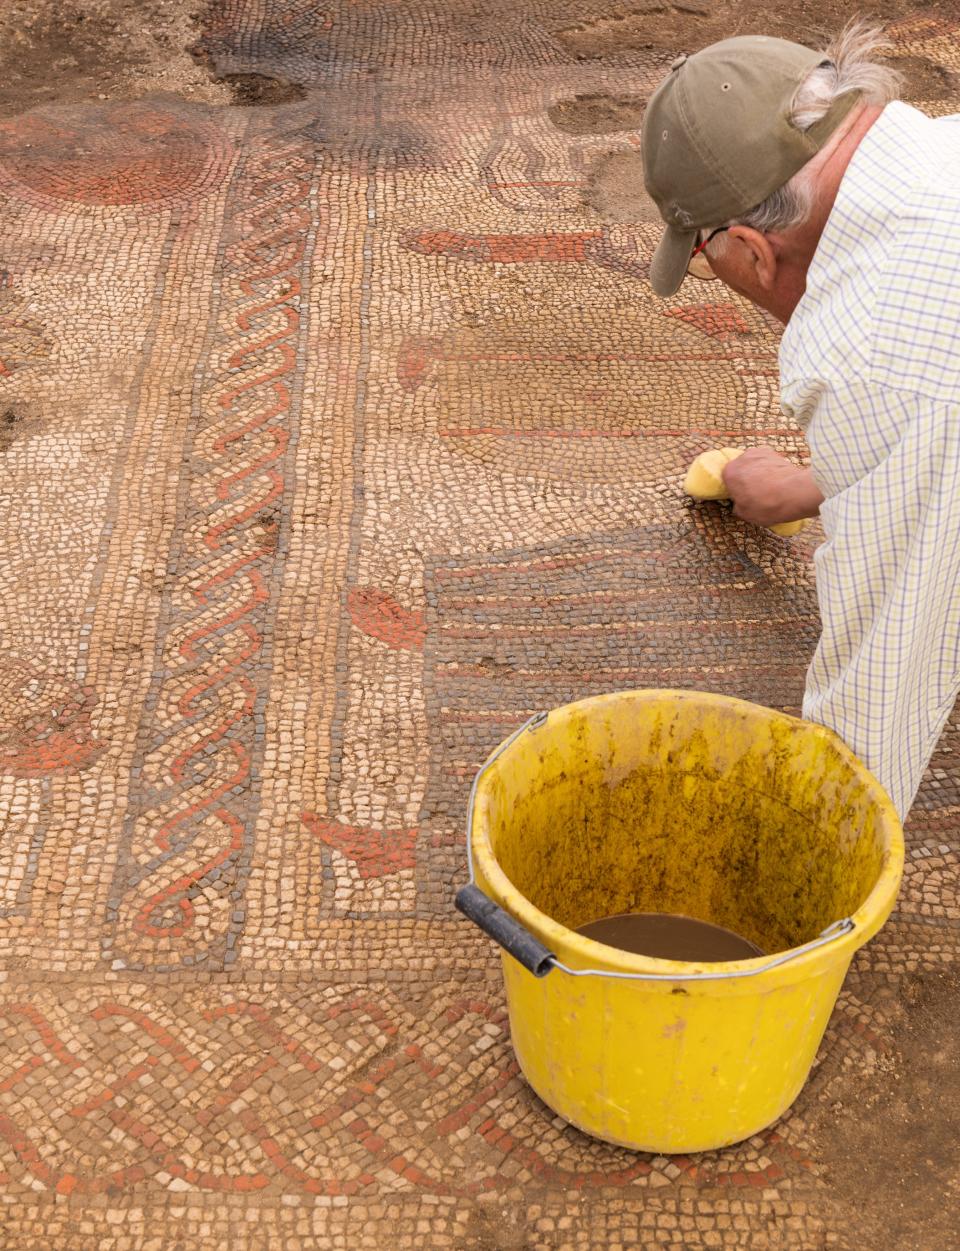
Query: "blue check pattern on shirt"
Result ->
[[779, 102, 960, 819]]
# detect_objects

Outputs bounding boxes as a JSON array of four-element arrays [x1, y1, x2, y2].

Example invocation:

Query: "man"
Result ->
[[642, 23, 960, 819]]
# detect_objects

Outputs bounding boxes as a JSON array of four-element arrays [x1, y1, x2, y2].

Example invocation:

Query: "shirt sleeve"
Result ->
[[802, 398, 960, 820]]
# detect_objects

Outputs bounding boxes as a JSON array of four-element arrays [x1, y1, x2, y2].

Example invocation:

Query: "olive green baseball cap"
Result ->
[[642, 35, 861, 296]]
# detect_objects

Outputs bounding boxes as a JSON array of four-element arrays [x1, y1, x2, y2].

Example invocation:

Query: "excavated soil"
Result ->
[[548, 92, 649, 134], [0, 0, 231, 117], [810, 968, 960, 1251], [552, 0, 958, 57]]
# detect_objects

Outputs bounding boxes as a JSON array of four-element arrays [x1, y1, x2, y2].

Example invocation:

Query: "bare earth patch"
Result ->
[[553, 0, 958, 58], [548, 92, 647, 135], [0, 0, 230, 118], [810, 968, 960, 1250]]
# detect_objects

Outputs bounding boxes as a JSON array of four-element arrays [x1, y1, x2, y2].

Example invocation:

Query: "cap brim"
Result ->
[[650, 226, 698, 297]]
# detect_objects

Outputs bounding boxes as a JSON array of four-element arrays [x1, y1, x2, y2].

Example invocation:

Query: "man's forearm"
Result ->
[[781, 468, 823, 523]]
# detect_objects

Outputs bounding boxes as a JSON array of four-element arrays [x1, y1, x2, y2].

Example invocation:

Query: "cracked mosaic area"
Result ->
[[0, 2, 958, 1248]]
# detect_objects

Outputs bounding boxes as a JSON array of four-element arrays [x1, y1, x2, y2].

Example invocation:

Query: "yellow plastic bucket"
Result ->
[[456, 690, 903, 1153]]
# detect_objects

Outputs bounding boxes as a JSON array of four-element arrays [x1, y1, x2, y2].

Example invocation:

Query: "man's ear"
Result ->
[[726, 225, 778, 291]]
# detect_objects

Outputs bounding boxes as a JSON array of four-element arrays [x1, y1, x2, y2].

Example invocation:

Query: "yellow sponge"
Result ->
[[683, 446, 744, 500], [767, 519, 806, 538], [683, 448, 807, 538]]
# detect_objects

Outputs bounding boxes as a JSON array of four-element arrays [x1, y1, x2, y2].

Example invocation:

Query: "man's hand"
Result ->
[[721, 447, 823, 527]]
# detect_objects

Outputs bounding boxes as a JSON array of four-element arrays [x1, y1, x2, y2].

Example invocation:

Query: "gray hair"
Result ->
[[709, 22, 901, 242]]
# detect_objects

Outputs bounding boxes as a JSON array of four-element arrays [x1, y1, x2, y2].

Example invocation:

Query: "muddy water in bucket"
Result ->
[[577, 911, 763, 961]]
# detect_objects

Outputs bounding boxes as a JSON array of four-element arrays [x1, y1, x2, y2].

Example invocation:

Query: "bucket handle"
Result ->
[[456, 711, 856, 982], [456, 884, 556, 978]]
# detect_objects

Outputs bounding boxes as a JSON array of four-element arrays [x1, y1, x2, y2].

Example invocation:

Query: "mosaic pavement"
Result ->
[[0, 3, 959, 1247]]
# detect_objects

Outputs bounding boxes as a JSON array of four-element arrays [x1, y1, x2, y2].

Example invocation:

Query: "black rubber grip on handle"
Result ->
[[455, 884, 555, 978]]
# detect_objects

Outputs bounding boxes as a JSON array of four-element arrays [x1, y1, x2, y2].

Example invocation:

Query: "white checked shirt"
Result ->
[[780, 101, 960, 820]]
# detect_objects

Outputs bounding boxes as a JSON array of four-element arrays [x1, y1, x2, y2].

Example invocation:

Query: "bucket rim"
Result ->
[[467, 689, 905, 985]]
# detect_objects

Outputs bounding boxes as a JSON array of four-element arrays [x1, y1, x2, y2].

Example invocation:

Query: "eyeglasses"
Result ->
[[686, 225, 730, 281]]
